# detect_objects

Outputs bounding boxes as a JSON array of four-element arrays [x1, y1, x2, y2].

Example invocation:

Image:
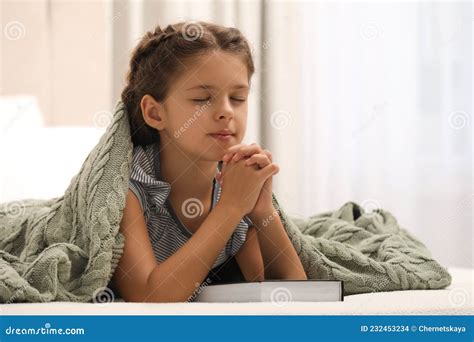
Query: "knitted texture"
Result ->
[[270, 196, 452, 295], [0, 101, 451, 302], [0, 101, 130, 302]]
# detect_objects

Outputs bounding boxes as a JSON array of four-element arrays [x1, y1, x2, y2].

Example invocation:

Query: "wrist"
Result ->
[[248, 207, 278, 227], [215, 199, 245, 220]]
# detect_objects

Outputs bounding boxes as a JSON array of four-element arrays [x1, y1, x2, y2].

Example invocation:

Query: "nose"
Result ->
[[213, 97, 234, 121]]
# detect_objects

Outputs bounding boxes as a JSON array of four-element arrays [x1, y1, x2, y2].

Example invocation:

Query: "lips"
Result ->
[[208, 133, 234, 137], [209, 129, 234, 135], [208, 133, 234, 141], [208, 128, 235, 141]]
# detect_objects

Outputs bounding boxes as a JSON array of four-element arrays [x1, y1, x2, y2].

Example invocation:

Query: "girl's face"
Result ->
[[159, 50, 250, 161]]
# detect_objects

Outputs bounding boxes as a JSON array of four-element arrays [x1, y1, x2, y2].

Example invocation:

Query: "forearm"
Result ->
[[250, 209, 307, 280], [145, 202, 243, 302]]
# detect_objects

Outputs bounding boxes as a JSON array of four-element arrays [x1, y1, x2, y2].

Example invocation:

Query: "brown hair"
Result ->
[[121, 21, 255, 146]]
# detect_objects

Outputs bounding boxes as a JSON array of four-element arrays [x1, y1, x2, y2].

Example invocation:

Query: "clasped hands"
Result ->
[[216, 143, 279, 222]]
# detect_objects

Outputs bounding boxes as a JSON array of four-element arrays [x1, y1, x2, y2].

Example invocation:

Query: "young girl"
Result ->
[[111, 21, 307, 303]]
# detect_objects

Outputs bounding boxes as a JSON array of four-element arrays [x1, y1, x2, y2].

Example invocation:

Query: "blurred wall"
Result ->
[[1, 0, 113, 126]]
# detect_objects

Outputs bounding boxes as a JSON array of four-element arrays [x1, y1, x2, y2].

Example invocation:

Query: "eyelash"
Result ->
[[192, 97, 246, 103]]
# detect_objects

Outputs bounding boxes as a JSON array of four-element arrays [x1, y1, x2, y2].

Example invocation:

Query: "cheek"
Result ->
[[235, 114, 247, 138], [170, 119, 204, 142], [168, 104, 206, 137]]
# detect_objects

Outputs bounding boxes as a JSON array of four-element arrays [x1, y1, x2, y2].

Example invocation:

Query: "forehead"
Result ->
[[173, 50, 249, 93]]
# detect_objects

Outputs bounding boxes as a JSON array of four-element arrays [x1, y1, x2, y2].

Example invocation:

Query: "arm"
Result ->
[[249, 209, 307, 280], [234, 225, 265, 282], [219, 145, 305, 279], [112, 190, 243, 303]]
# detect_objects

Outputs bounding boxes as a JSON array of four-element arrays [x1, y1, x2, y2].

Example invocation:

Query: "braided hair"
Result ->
[[121, 21, 255, 146]]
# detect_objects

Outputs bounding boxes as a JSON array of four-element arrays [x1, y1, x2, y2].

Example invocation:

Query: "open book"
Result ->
[[193, 279, 344, 303]]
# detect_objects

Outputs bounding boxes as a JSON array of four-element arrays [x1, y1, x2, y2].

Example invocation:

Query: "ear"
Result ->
[[140, 94, 165, 130]]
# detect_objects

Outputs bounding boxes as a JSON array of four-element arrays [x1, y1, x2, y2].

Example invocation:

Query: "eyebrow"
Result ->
[[185, 84, 249, 91]]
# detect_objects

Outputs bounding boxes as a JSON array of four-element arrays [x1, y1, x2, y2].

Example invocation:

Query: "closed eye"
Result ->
[[192, 97, 246, 103]]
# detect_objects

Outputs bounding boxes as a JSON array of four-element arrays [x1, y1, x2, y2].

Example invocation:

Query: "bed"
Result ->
[[0, 267, 471, 315]]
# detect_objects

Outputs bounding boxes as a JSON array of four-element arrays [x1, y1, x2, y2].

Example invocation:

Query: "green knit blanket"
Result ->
[[0, 101, 451, 303]]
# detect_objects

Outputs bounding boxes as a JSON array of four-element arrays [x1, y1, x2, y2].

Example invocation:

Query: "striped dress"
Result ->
[[128, 142, 253, 269]]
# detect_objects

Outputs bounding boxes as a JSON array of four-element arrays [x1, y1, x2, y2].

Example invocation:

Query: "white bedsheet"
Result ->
[[1, 267, 472, 316]]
